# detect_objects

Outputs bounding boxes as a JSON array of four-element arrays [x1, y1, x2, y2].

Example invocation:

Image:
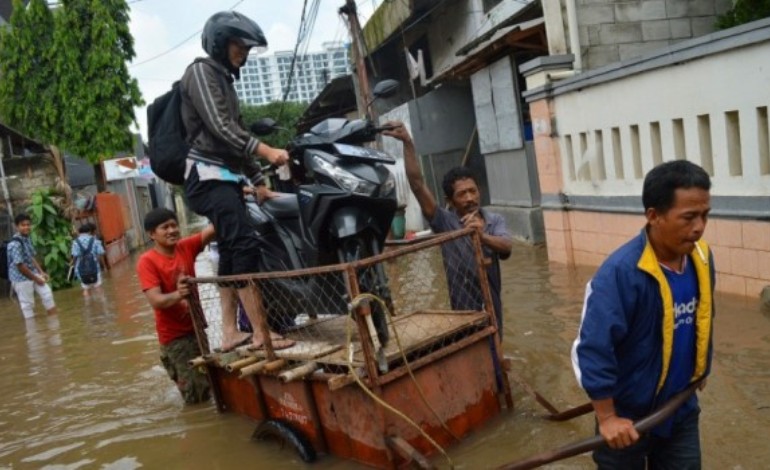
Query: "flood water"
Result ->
[[1, 240, 769, 469]]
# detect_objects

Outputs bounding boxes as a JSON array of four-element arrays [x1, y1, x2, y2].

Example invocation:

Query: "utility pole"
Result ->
[[340, 0, 372, 118]]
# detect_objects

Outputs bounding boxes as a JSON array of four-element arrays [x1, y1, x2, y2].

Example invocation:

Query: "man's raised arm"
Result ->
[[383, 122, 437, 220]]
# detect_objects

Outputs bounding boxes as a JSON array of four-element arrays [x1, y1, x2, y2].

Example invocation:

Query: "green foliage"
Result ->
[[51, 0, 143, 163], [27, 189, 73, 290], [0, 0, 56, 139], [240, 101, 308, 149], [0, 0, 143, 163], [716, 0, 770, 29]]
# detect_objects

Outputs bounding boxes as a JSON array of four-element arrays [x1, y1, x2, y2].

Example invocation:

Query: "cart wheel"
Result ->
[[251, 419, 317, 463]]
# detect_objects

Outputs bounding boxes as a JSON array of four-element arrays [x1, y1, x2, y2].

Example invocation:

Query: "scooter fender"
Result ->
[[330, 206, 372, 239]]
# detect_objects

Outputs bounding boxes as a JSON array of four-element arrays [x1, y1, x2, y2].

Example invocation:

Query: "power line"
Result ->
[[279, 0, 311, 107], [280, 0, 323, 109], [130, 28, 201, 68], [129, 0, 245, 69]]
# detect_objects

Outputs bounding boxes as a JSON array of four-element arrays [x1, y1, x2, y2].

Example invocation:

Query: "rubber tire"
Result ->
[[252, 418, 317, 463]]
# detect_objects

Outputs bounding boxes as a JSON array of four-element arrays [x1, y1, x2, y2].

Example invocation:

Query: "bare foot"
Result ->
[[248, 332, 295, 351], [220, 332, 252, 352]]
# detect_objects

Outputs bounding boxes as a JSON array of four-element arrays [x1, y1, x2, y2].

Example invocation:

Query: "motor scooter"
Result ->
[[247, 80, 400, 363]]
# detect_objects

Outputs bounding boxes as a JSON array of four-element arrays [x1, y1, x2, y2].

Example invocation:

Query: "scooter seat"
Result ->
[[262, 193, 300, 219]]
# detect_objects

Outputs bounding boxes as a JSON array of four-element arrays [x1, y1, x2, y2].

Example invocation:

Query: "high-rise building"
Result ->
[[234, 41, 351, 106]]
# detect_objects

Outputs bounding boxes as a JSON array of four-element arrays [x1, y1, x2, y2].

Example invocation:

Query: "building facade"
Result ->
[[522, 10, 770, 299], [234, 42, 352, 105], [363, 0, 547, 243]]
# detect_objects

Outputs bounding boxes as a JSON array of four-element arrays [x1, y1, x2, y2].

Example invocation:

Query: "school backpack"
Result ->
[[0, 236, 23, 280], [147, 81, 190, 185], [75, 237, 99, 285]]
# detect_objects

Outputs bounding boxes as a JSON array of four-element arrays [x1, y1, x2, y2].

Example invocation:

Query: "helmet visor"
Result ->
[[238, 37, 267, 54]]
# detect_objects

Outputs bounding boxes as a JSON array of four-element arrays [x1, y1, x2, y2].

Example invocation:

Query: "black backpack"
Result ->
[[75, 237, 99, 285], [147, 81, 190, 185], [147, 60, 222, 186], [0, 236, 23, 280]]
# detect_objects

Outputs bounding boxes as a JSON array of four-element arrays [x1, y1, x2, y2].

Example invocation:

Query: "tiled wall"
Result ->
[[545, 209, 770, 298]]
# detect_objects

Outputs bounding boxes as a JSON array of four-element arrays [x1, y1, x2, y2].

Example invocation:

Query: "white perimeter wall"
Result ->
[[553, 39, 770, 197]]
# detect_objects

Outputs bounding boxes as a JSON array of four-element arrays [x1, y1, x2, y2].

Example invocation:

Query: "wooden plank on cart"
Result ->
[[237, 341, 343, 361], [317, 310, 489, 367]]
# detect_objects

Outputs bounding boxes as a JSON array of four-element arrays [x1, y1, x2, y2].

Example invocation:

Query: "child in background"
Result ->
[[71, 223, 107, 297]]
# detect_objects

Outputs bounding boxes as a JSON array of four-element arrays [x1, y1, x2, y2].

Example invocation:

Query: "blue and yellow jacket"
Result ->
[[571, 229, 715, 424]]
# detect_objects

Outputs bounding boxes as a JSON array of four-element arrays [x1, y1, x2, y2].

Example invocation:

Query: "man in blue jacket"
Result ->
[[572, 160, 714, 469]]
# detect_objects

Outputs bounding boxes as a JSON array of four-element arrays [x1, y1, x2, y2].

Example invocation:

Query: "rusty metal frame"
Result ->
[[189, 228, 483, 284], [186, 228, 510, 396]]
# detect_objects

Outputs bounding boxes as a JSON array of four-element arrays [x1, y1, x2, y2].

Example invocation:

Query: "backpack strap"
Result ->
[[75, 237, 95, 255], [75, 237, 86, 255]]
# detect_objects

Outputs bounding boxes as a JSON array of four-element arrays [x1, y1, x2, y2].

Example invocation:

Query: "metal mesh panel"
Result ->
[[188, 229, 499, 385]]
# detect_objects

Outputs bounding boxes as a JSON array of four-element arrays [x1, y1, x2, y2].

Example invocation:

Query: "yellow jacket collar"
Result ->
[[636, 233, 712, 393]]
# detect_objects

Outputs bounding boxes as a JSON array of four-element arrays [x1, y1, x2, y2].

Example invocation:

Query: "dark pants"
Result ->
[[184, 166, 260, 276], [593, 409, 701, 470]]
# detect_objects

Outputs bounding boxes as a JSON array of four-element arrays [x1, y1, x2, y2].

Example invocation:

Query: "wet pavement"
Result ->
[[0, 241, 768, 469]]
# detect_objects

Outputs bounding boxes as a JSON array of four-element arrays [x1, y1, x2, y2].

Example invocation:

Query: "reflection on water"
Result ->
[[0, 243, 768, 469]]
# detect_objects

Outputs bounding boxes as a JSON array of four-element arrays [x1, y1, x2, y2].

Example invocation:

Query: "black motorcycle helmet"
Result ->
[[202, 11, 267, 77]]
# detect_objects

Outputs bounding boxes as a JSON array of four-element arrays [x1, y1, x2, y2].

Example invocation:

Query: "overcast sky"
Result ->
[[128, 0, 379, 140]]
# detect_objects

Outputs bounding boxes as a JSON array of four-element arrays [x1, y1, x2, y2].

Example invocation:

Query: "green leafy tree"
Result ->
[[52, 0, 143, 165], [717, 0, 770, 29], [0, 0, 142, 160], [240, 101, 308, 149], [0, 0, 142, 279], [28, 189, 73, 290], [0, 0, 56, 139]]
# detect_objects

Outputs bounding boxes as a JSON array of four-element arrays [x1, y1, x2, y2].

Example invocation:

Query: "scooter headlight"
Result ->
[[313, 156, 377, 196]]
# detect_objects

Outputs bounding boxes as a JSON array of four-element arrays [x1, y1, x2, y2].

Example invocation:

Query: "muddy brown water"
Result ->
[[1, 242, 768, 469]]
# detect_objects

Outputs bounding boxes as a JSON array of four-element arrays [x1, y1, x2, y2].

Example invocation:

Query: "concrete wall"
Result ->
[[471, 56, 524, 154], [556, 0, 734, 70], [427, 0, 528, 79], [372, 0, 543, 241], [471, 55, 544, 243], [533, 21, 770, 199], [380, 84, 482, 232], [525, 19, 770, 299]]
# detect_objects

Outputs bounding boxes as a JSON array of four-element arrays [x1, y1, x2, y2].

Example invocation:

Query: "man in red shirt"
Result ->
[[136, 208, 217, 404]]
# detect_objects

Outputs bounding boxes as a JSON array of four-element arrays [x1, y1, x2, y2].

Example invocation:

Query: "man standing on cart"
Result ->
[[180, 11, 294, 351]]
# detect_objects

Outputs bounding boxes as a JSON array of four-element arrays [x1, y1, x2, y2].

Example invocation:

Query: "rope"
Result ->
[[354, 293, 461, 442], [347, 293, 455, 469]]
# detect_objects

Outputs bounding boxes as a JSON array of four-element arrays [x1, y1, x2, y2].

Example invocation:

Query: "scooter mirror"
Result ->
[[372, 79, 399, 99], [250, 118, 278, 136]]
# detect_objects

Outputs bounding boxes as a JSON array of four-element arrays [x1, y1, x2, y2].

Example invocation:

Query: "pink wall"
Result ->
[[544, 210, 770, 298]]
